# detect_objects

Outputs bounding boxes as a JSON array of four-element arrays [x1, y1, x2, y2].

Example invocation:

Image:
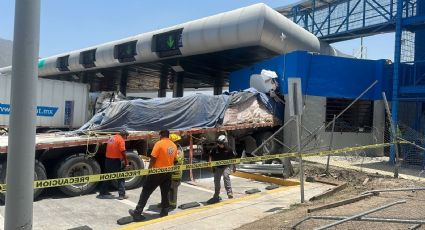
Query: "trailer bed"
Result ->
[[0, 122, 278, 153]]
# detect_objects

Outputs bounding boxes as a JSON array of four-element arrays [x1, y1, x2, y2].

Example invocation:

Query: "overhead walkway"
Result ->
[[276, 0, 423, 43]]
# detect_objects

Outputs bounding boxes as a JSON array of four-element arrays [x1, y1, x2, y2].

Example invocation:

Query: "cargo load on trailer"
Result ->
[[0, 89, 283, 200], [0, 73, 89, 131], [0, 51, 394, 201], [77, 88, 283, 132]]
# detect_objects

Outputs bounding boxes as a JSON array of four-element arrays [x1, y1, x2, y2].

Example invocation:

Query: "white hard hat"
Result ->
[[217, 135, 227, 144]]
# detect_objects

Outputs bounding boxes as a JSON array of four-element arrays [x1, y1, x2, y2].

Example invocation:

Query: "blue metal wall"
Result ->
[[229, 51, 390, 100], [415, 0, 425, 62]]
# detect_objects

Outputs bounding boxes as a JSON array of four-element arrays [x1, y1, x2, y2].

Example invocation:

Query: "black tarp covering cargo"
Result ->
[[78, 89, 283, 132], [79, 94, 230, 132]]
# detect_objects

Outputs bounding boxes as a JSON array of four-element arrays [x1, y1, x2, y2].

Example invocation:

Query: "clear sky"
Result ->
[[0, 0, 395, 60]]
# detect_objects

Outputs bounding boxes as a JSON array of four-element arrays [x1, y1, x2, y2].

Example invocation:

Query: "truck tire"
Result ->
[[0, 161, 5, 202], [112, 152, 145, 190], [0, 160, 47, 202], [55, 155, 101, 196], [255, 131, 279, 155], [34, 160, 48, 199]]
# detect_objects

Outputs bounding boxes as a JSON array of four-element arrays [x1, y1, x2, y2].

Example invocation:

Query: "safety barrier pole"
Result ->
[[189, 134, 194, 181]]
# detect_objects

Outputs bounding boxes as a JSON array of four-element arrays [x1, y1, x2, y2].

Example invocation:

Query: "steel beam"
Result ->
[[119, 67, 128, 96], [312, 216, 425, 224], [172, 72, 184, 97], [335, 0, 362, 34], [158, 69, 168, 97], [213, 72, 224, 95], [361, 187, 425, 195], [314, 200, 406, 230], [390, 0, 404, 164]]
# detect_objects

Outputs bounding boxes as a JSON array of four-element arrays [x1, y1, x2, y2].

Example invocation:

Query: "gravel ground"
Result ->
[[237, 163, 425, 230]]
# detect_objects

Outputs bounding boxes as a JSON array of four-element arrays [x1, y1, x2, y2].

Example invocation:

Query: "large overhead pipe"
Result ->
[[0, 4, 344, 77]]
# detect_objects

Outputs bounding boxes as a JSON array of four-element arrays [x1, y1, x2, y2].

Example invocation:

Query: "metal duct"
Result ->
[[0, 3, 342, 77]]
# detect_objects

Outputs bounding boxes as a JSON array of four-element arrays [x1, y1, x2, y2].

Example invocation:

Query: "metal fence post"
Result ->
[[296, 115, 305, 203], [326, 114, 336, 173], [390, 0, 404, 163], [383, 92, 400, 178]]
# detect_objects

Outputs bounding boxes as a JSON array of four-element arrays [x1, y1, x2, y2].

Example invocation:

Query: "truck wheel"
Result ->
[[0, 160, 7, 202], [0, 160, 47, 202], [34, 160, 47, 199], [112, 152, 144, 190], [55, 155, 101, 196]]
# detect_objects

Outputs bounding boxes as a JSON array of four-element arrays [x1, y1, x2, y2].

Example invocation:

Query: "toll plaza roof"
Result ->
[[0, 3, 341, 92]]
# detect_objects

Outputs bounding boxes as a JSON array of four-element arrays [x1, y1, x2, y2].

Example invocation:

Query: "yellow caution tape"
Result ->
[[0, 141, 406, 192]]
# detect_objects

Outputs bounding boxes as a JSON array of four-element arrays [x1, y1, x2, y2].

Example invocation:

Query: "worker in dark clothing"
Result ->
[[129, 130, 177, 221], [158, 133, 184, 209], [207, 134, 236, 204], [97, 129, 129, 200]]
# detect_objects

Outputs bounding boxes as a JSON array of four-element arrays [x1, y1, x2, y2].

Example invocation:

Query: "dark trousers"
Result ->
[[169, 179, 180, 207], [213, 166, 232, 198], [136, 173, 172, 212], [99, 158, 125, 196]]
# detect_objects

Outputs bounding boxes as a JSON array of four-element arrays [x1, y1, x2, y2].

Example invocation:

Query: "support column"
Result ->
[[172, 72, 184, 98], [119, 68, 128, 97], [213, 72, 224, 95], [415, 0, 425, 62], [5, 0, 40, 229], [158, 71, 168, 98], [415, 0, 425, 136], [90, 77, 100, 92], [390, 0, 404, 163]]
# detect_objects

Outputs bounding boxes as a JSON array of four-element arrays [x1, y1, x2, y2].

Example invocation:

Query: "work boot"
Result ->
[[96, 193, 114, 199], [206, 196, 221, 204], [128, 209, 145, 221], [118, 194, 129, 200], [159, 208, 169, 217], [158, 203, 176, 210]]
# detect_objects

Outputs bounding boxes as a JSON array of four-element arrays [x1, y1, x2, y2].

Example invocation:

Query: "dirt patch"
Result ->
[[237, 162, 425, 230]]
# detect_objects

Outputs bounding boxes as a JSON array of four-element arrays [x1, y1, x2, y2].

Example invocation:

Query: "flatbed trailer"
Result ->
[[0, 122, 277, 153], [0, 121, 280, 199]]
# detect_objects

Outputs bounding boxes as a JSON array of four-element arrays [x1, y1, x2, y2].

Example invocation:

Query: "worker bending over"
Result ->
[[97, 129, 129, 200]]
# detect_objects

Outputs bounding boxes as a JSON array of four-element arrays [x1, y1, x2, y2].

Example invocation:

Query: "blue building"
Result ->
[[230, 51, 392, 156]]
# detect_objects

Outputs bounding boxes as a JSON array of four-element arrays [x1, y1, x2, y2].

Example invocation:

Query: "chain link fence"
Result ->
[[292, 115, 425, 184], [276, 96, 425, 229], [245, 90, 425, 197]]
